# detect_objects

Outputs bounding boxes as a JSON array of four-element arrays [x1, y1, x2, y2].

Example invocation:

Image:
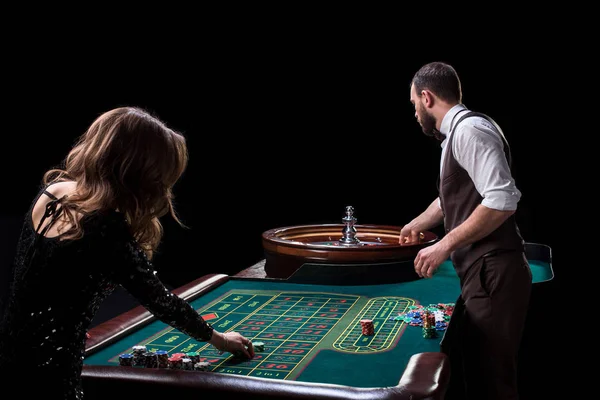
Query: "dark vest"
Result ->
[[438, 111, 524, 277]]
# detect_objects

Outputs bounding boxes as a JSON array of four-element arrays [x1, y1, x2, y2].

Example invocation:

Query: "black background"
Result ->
[[0, 46, 564, 286], [0, 21, 586, 397]]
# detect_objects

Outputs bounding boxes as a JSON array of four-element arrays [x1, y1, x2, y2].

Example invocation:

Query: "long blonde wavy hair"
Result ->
[[43, 107, 188, 258]]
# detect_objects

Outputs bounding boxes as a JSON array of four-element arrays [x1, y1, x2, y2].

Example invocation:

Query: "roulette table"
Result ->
[[82, 215, 553, 400]]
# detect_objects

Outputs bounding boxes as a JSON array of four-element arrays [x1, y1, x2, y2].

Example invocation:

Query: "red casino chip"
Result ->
[[360, 319, 375, 336]]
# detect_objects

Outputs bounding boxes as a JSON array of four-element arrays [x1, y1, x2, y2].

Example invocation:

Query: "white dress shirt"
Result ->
[[438, 104, 521, 211]]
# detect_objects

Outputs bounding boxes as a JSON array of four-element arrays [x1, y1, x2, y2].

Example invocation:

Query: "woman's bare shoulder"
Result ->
[[44, 180, 78, 198], [31, 180, 78, 237]]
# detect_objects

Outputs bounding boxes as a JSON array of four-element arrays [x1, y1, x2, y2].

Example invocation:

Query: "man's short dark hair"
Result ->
[[411, 62, 462, 104]]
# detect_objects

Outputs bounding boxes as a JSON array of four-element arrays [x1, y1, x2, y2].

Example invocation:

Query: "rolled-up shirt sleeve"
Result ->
[[452, 120, 521, 211]]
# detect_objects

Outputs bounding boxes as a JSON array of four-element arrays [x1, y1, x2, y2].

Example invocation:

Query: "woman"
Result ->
[[0, 107, 254, 399]]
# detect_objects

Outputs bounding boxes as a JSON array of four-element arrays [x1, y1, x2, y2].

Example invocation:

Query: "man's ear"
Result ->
[[421, 90, 435, 109]]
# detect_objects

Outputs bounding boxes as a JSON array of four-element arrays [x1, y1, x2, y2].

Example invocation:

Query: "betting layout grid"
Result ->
[[109, 291, 454, 377]]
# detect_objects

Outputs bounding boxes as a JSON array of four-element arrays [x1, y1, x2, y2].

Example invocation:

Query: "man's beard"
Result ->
[[418, 110, 445, 141], [419, 110, 437, 137]]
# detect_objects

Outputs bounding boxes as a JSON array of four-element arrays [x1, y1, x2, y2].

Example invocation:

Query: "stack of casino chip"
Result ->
[[168, 355, 183, 369], [393, 303, 454, 333], [421, 311, 437, 339], [194, 361, 211, 371], [118, 353, 134, 366], [185, 352, 200, 364], [360, 319, 375, 336], [132, 345, 147, 366], [155, 350, 169, 368], [144, 351, 159, 368], [166, 352, 198, 370], [252, 341, 265, 352], [181, 357, 193, 370]]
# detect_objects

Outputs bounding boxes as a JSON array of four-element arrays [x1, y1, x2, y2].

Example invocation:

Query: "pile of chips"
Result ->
[[131, 345, 147, 366], [119, 346, 214, 371], [118, 341, 266, 370], [360, 319, 374, 336], [422, 310, 437, 338], [167, 352, 205, 370], [390, 303, 455, 339]]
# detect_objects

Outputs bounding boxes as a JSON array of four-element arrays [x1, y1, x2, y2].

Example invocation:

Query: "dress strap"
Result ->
[[23, 195, 65, 279], [35, 198, 64, 237], [42, 190, 58, 201]]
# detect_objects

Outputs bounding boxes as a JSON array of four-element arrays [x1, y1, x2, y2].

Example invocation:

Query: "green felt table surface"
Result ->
[[84, 259, 551, 388]]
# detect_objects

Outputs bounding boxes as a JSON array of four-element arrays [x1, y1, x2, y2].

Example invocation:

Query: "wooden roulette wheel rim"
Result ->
[[261, 223, 438, 278]]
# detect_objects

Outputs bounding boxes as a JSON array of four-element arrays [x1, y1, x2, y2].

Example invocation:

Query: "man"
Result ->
[[399, 62, 532, 400]]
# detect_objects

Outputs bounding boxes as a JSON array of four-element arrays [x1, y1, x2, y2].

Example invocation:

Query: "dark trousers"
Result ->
[[441, 251, 532, 400]]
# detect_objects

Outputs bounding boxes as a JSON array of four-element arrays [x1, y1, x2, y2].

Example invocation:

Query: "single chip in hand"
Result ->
[[232, 346, 251, 359], [252, 341, 265, 352]]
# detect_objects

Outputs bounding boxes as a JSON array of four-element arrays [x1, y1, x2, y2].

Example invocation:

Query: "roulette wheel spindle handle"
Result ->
[[339, 205, 360, 244]]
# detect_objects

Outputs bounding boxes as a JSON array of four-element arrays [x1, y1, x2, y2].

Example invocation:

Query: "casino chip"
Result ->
[[421, 310, 437, 338], [168, 356, 183, 369], [131, 345, 147, 366], [194, 361, 211, 371], [116, 349, 215, 372], [360, 319, 375, 336], [118, 353, 133, 366], [155, 350, 169, 368], [185, 352, 200, 364], [181, 357, 193, 370], [252, 341, 265, 352], [391, 303, 455, 338], [144, 352, 159, 368]]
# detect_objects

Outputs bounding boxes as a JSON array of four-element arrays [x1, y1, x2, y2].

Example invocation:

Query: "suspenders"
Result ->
[[450, 111, 512, 168], [437, 111, 512, 191]]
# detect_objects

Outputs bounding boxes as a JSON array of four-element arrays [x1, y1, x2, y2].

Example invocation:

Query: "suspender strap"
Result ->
[[451, 111, 512, 168]]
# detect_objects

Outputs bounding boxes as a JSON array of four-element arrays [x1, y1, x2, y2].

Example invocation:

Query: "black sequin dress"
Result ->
[[0, 184, 213, 399]]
